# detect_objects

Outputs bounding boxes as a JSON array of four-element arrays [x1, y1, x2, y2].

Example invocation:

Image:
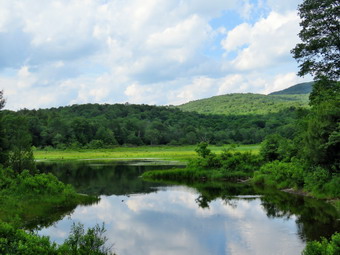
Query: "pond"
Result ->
[[37, 160, 339, 255]]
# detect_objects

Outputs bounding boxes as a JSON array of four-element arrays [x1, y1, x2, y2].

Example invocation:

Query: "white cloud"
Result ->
[[262, 72, 310, 94], [222, 11, 300, 70], [221, 23, 252, 52], [0, 0, 306, 110], [239, 0, 255, 20], [168, 76, 216, 105]]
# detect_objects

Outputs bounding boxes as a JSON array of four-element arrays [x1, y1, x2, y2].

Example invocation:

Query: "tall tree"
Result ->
[[291, 0, 340, 171], [291, 0, 340, 80]]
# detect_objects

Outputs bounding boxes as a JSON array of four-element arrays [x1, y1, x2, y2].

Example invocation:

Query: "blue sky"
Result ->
[[0, 0, 311, 110]]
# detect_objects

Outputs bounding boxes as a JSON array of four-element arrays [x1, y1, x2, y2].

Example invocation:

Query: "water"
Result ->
[[37, 160, 339, 255]]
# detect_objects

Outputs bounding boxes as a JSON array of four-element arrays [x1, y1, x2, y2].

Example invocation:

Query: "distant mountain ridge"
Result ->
[[269, 81, 314, 95], [177, 82, 312, 116]]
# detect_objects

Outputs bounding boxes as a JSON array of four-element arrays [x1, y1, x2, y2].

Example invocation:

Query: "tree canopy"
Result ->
[[291, 0, 340, 80]]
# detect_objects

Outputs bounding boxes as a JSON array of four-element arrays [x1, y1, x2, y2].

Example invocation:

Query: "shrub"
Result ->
[[302, 232, 340, 255], [0, 222, 58, 255], [304, 167, 330, 194], [59, 222, 114, 255], [0, 222, 115, 255], [254, 161, 304, 189]]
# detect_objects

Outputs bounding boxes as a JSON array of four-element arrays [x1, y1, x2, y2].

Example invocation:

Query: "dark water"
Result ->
[[37, 160, 339, 255]]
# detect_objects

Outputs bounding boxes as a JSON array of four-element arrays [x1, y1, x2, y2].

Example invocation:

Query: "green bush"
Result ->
[[302, 232, 340, 255], [59, 222, 114, 255], [0, 222, 115, 255], [253, 161, 304, 189], [304, 167, 340, 197], [304, 167, 330, 194], [220, 151, 261, 173], [17, 170, 66, 195], [0, 222, 58, 255]]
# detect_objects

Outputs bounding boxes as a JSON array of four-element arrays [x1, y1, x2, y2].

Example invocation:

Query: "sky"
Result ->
[[0, 0, 312, 110]]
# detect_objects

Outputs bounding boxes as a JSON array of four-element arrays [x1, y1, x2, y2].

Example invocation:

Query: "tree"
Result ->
[[5, 115, 36, 173], [195, 142, 211, 158], [0, 90, 8, 165], [303, 98, 340, 171], [309, 77, 340, 106], [260, 134, 284, 162], [291, 0, 340, 80], [291, 0, 340, 172]]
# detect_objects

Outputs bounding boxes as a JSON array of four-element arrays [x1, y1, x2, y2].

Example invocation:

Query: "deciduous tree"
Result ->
[[291, 0, 340, 80]]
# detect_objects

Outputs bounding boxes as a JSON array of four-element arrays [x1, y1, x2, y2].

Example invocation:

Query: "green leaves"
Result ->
[[292, 0, 340, 80]]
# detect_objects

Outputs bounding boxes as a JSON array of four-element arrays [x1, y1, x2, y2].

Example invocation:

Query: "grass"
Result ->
[[34, 144, 260, 162], [142, 168, 252, 182]]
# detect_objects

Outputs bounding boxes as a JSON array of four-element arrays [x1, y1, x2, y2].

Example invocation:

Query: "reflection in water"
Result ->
[[37, 161, 339, 255], [38, 160, 182, 195]]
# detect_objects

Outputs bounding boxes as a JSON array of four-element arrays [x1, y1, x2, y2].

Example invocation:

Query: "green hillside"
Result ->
[[178, 93, 309, 115], [269, 81, 314, 95]]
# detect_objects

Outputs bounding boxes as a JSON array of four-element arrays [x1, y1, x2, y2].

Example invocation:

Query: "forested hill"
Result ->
[[269, 81, 314, 95], [177, 93, 309, 115], [2, 102, 306, 148]]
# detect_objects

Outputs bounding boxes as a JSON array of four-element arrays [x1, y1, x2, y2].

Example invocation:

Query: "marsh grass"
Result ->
[[34, 145, 260, 162], [141, 167, 251, 182]]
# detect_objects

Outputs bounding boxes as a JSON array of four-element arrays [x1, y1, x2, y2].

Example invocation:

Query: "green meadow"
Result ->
[[34, 145, 260, 162]]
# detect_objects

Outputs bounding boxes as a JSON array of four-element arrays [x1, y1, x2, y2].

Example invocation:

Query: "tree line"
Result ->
[[1, 102, 305, 150]]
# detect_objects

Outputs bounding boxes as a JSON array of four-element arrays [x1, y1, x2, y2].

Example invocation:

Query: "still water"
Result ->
[[37, 160, 339, 255]]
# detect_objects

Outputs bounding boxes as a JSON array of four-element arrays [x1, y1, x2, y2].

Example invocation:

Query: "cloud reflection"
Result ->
[[39, 186, 304, 255]]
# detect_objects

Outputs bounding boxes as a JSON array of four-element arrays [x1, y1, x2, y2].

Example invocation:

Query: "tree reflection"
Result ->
[[38, 160, 180, 196], [185, 181, 339, 242]]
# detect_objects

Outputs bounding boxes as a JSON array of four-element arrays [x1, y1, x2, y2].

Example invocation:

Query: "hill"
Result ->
[[178, 93, 309, 115], [269, 81, 314, 95]]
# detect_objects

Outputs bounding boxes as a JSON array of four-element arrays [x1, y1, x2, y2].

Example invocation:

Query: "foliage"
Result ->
[[270, 81, 314, 95], [302, 93, 340, 171], [253, 161, 305, 189], [2, 94, 309, 149], [143, 144, 261, 181], [195, 142, 211, 158], [291, 0, 340, 80], [0, 222, 115, 255], [179, 93, 309, 115], [302, 232, 340, 255], [0, 222, 58, 255], [59, 222, 114, 255], [0, 166, 98, 227], [260, 134, 284, 162], [309, 79, 340, 107], [304, 167, 340, 198], [259, 134, 298, 162], [0, 90, 8, 165], [3, 114, 36, 173]]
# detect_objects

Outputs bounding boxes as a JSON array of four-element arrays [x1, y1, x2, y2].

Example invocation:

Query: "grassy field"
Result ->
[[34, 145, 260, 162]]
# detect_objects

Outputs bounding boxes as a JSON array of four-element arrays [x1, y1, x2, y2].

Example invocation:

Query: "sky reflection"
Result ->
[[39, 186, 305, 255]]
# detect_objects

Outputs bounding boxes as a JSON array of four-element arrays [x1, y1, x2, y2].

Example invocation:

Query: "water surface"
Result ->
[[37, 160, 339, 255]]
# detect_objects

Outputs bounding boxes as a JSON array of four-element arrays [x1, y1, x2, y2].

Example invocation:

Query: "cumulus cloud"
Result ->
[[0, 0, 306, 110], [222, 11, 300, 70]]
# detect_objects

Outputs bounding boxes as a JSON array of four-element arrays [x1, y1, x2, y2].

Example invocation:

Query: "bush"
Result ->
[[304, 167, 330, 194], [253, 161, 305, 189], [0, 222, 115, 255], [220, 151, 261, 173], [17, 170, 66, 195], [59, 222, 114, 255], [0, 222, 58, 255], [302, 232, 340, 255]]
